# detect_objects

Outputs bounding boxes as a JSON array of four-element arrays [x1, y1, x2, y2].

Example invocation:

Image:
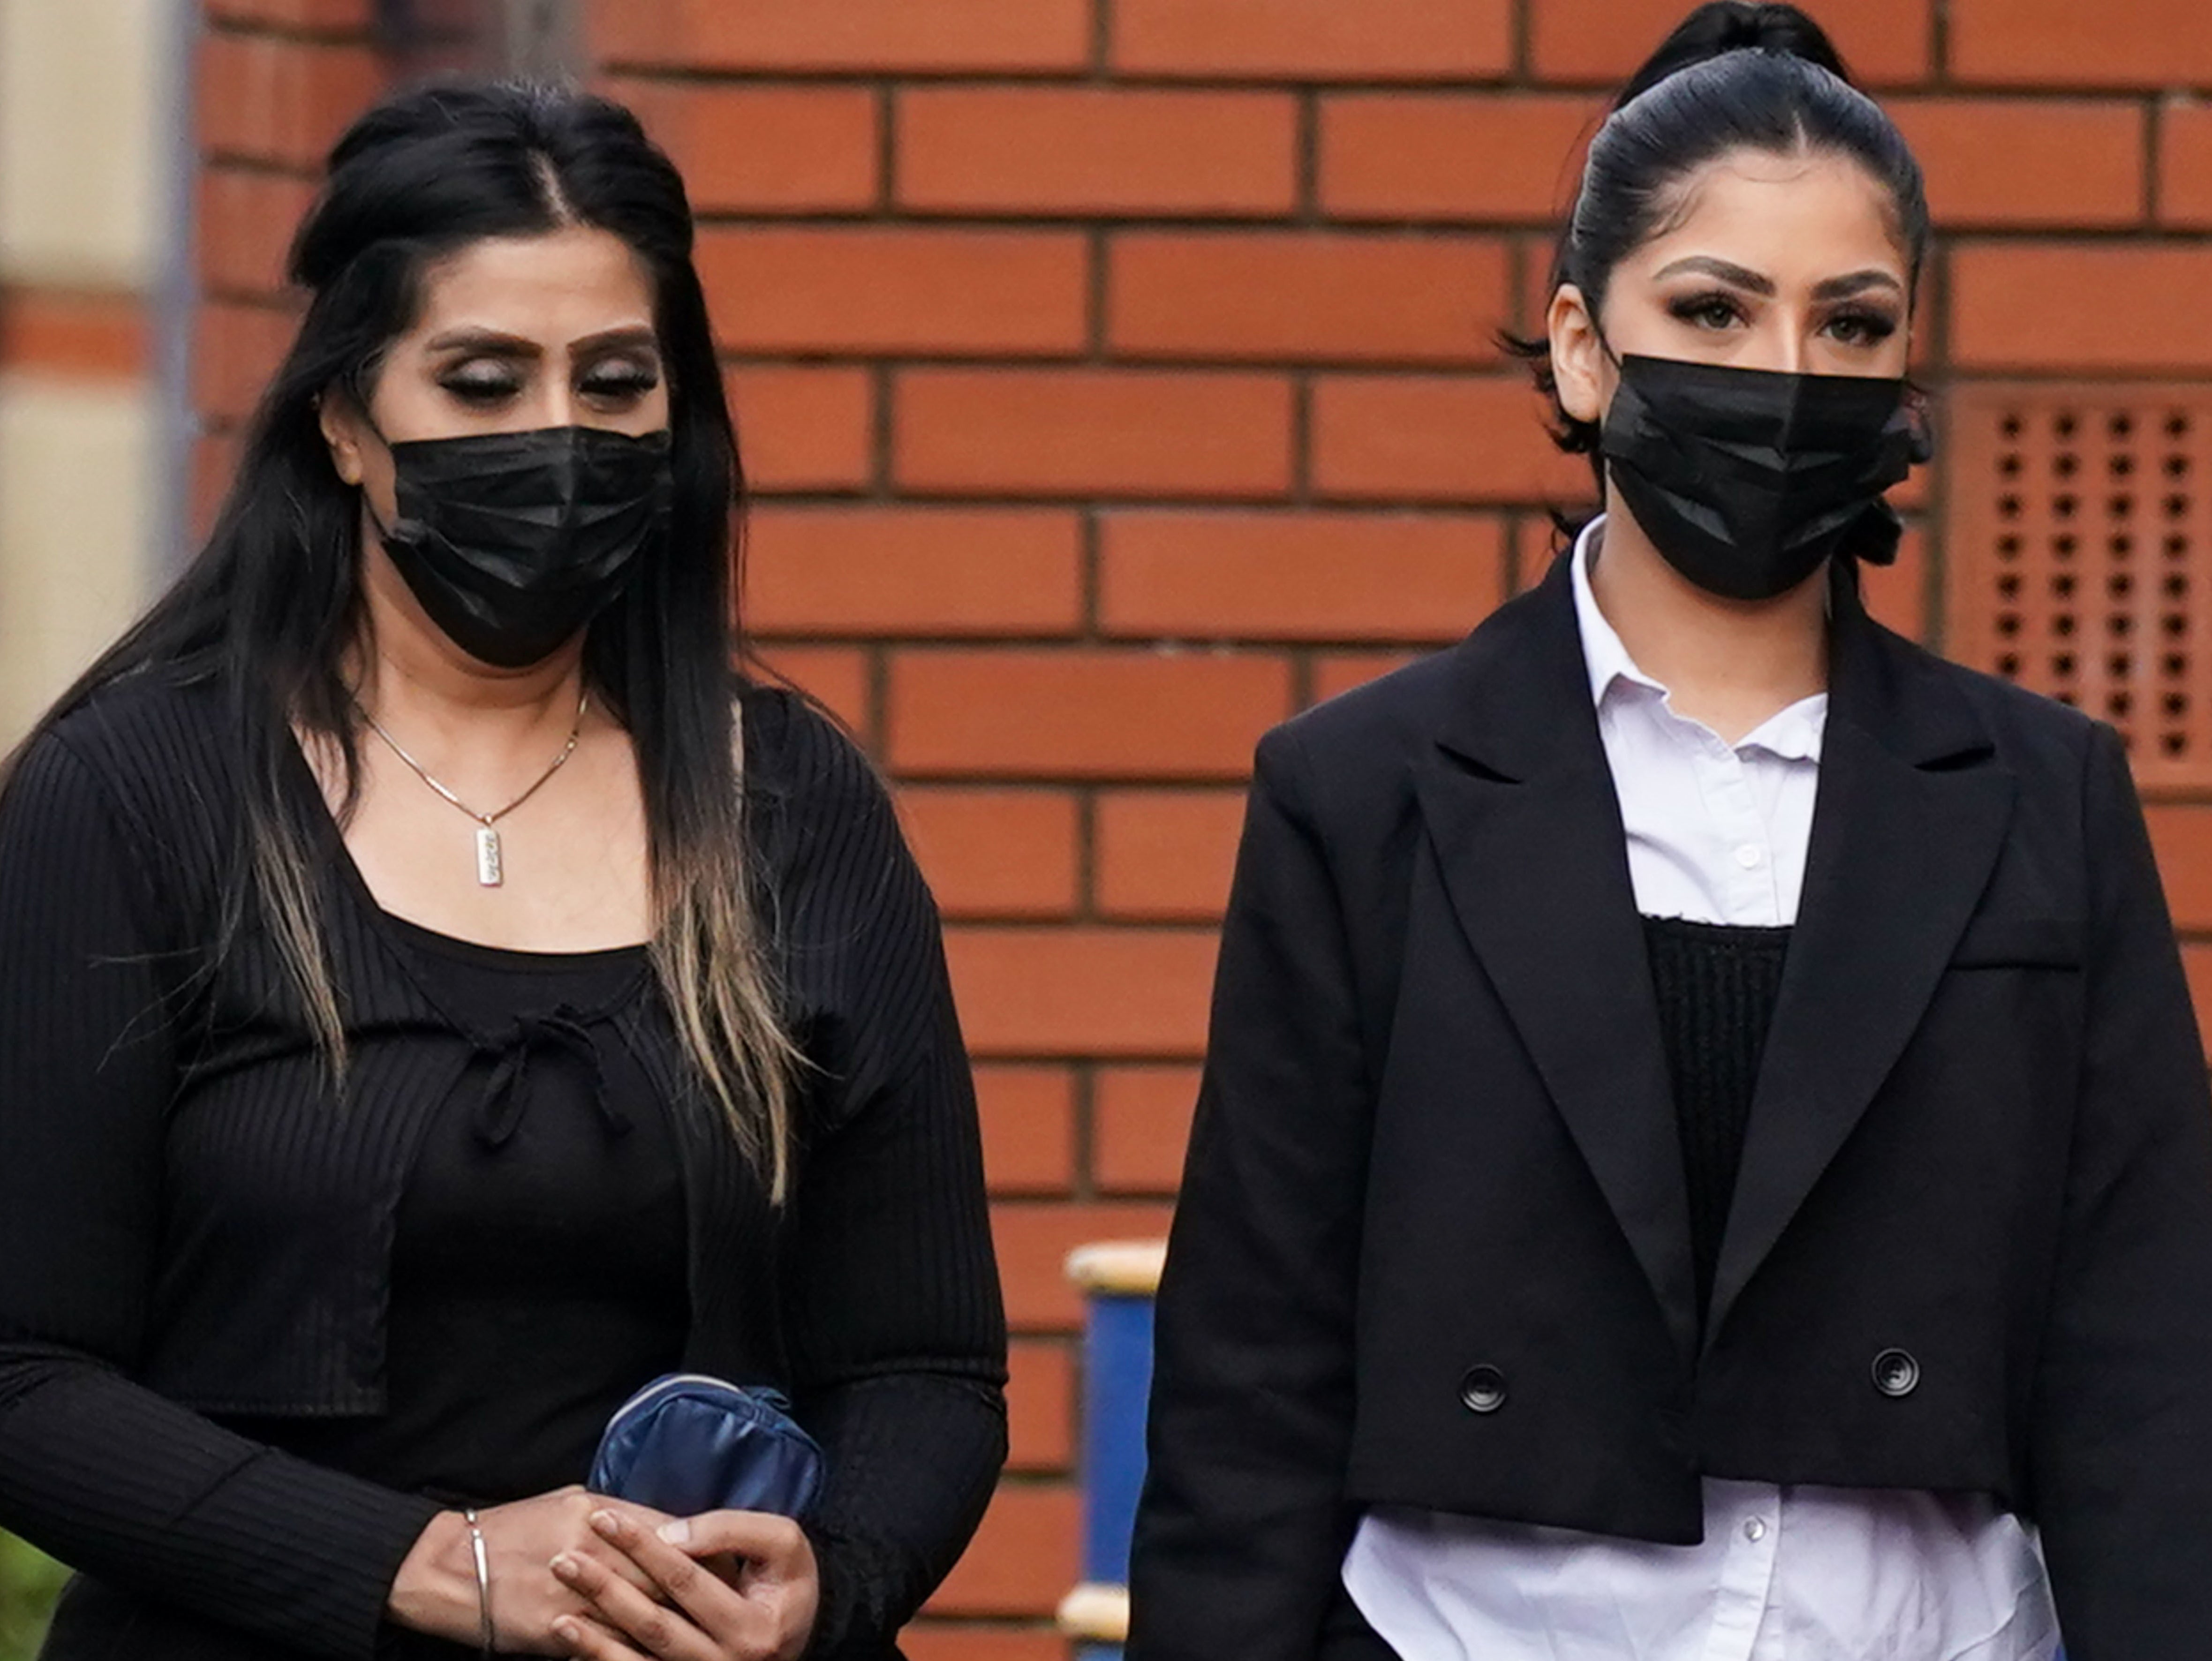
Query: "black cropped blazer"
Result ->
[[1129, 554, 2212, 1661]]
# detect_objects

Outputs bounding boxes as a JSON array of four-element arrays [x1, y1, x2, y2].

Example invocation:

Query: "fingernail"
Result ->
[[589, 1510, 622, 1540], [657, 1518, 691, 1546], [550, 1553, 580, 1581], [552, 1617, 580, 1642]]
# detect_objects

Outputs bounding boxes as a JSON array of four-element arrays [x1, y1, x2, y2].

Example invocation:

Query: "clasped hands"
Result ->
[[391, 1486, 818, 1660]]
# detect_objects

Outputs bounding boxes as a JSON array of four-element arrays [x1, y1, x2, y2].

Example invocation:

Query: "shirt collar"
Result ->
[[1570, 514, 1827, 763], [1570, 514, 1655, 708]]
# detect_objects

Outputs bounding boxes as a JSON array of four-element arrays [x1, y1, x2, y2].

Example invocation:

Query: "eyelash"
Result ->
[[1664, 290, 1899, 346], [437, 364, 663, 407], [1668, 291, 1746, 331], [1824, 308, 1897, 346]]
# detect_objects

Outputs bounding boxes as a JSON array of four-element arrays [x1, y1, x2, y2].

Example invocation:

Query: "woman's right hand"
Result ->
[[388, 1486, 677, 1655]]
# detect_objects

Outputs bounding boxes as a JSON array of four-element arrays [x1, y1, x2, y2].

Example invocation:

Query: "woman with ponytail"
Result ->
[[0, 82, 1004, 1660], [1129, 7, 2212, 1659]]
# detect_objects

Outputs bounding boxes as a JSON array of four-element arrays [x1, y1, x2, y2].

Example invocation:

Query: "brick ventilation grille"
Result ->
[[1948, 385, 2212, 789]]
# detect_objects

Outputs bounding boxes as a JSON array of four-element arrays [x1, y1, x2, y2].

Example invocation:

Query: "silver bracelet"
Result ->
[[461, 1507, 495, 1659]]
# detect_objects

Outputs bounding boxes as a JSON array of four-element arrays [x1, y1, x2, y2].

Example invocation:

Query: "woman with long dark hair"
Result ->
[[0, 82, 1004, 1660], [1129, 7, 2212, 1660]]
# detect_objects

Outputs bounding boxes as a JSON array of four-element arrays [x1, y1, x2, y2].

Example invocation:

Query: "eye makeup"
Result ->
[[427, 343, 664, 413], [1654, 286, 1902, 352], [1665, 288, 1750, 331]]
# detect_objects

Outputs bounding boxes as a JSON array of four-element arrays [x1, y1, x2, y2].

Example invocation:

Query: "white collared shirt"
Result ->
[[1340, 520, 2060, 1661]]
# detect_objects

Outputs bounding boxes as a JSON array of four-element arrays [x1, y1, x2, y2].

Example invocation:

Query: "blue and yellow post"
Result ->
[[1055, 1240, 1165, 1661]]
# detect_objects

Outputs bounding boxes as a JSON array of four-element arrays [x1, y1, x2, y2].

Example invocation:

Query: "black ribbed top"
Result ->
[[1641, 916, 1793, 1320], [0, 675, 1006, 1661], [220, 919, 690, 1517]]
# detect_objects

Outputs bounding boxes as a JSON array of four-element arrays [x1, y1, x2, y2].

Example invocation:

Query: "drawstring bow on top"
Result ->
[[469, 1007, 633, 1148]]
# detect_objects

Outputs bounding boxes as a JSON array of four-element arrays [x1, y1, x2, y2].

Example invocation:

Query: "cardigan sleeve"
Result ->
[[1125, 724, 1374, 1661], [755, 700, 1008, 1659], [0, 732, 442, 1661], [2030, 722, 2212, 1661]]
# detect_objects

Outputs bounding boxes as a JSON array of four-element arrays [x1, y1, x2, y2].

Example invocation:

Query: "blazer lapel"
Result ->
[[1414, 559, 1703, 1363], [1706, 582, 2015, 1346]]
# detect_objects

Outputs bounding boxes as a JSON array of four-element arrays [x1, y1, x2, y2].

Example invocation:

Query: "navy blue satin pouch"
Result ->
[[589, 1373, 826, 1520]]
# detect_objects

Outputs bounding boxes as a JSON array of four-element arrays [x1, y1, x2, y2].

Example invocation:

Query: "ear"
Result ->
[[317, 386, 366, 487], [1548, 283, 1607, 426]]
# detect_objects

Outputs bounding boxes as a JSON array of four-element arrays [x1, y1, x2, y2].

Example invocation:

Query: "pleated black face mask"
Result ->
[[1598, 353, 1926, 603], [370, 425, 673, 668]]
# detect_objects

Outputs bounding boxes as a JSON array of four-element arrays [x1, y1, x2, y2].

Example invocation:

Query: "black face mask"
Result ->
[[370, 425, 673, 668], [1598, 353, 1926, 603]]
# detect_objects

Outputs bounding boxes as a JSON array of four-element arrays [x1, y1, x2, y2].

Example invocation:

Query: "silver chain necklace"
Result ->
[[356, 690, 589, 887]]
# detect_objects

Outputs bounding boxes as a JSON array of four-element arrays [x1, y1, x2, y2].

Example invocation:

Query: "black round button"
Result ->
[[1872, 1348, 1921, 1398], [1458, 1364, 1508, 1414]]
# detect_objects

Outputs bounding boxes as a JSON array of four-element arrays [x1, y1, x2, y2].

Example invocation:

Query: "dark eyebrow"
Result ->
[[421, 325, 661, 358], [1652, 256, 1775, 296], [569, 325, 661, 358], [424, 326, 540, 357], [1810, 269, 1906, 303]]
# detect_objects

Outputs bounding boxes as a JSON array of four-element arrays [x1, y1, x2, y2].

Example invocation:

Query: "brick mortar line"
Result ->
[[199, 155, 325, 182], [920, 777, 1266, 795], [1505, 234, 1535, 338], [1293, 87, 1321, 224], [2145, 96, 2167, 226], [1072, 1054, 1100, 1200], [596, 64, 2174, 96], [956, 1467, 1079, 1488], [747, 497, 1579, 514], [767, 634, 1484, 650], [197, 284, 308, 307], [727, 344, 2212, 370], [695, 208, 2166, 232], [1073, 780, 1100, 921], [1084, 226, 1110, 361], [901, 787, 1258, 803], [201, 17, 382, 47], [872, 80, 898, 214], [691, 211, 2189, 234], [729, 355, 1520, 378], [880, 638, 1314, 659], [197, 150, 341, 179], [695, 212, 1531, 232], [734, 354, 1526, 373], [862, 642, 891, 756], [744, 496, 1531, 514], [599, 65, 2192, 107], [1077, 504, 1104, 642], [866, 362, 896, 495]]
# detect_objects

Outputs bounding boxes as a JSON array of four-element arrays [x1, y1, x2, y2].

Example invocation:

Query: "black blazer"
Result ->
[[1128, 554, 2212, 1661]]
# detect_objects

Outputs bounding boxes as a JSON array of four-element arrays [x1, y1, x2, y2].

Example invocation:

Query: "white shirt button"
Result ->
[[1734, 844, 1764, 870], [1744, 1518, 1768, 1543]]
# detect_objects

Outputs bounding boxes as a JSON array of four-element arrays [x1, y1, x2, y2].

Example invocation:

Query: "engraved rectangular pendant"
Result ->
[[476, 825, 504, 887]]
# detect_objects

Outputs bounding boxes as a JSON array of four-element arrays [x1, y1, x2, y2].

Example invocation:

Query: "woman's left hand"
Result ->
[[547, 1507, 819, 1661]]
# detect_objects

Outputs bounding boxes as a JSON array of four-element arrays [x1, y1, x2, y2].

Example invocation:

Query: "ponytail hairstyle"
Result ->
[[1512, 2, 1931, 490], [19, 82, 805, 1200]]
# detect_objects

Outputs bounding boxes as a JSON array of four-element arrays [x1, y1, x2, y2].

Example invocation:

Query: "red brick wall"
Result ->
[[194, 0, 382, 528], [189, 1, 2212, 1653]]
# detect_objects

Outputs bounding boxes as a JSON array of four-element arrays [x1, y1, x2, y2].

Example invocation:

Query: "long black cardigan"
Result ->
[[0, 673, 1006, 1660]]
